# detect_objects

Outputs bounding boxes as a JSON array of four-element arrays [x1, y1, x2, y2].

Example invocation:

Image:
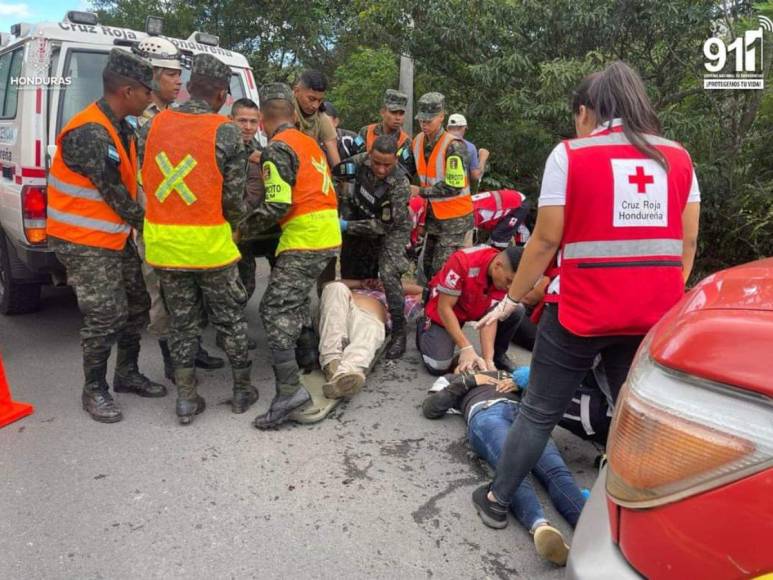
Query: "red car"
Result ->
[[567, 258, 773, 580]]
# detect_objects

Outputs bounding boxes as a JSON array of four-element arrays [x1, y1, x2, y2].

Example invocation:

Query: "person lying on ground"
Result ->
[[422, 369, 586, 566], [318, 279, 423, 399]]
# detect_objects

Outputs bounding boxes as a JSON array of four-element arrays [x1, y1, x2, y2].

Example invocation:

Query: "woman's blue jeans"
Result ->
[[468, 400, 585, 530]]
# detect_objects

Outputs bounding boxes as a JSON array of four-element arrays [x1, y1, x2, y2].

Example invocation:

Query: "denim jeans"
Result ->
[[491, 304, 642, 505], [468, 401, 585, 530]]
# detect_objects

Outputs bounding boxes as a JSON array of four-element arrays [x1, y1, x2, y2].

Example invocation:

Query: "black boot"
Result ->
[[82, 362, 123, 423], [113, 345, 167, 397], [295, 327, 319, 373], [174, 367, 205, 425], [253, 353, 310, 430], [231, 363, 259, 414], [195, 338, 225, 370], [384, 321, 407, 360], [158, 339, 174, 382], [493, 308, 526, 373]]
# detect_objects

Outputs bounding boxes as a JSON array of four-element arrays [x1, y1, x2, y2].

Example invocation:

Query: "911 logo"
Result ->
[[703, 15, 769, 89]]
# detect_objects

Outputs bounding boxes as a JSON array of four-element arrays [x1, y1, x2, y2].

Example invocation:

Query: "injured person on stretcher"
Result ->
[[422, 367, 612, 566], [318, 279, 423, 399]]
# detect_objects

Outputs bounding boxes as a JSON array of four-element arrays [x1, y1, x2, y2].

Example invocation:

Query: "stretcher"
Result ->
[[288, 341, 388, 424]]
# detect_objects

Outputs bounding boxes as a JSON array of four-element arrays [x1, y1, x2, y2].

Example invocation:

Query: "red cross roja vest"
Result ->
[[558, 125, 693, 336]]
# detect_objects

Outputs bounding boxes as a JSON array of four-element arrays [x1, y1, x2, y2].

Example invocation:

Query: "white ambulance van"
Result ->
[[0, 11, 259, 313]]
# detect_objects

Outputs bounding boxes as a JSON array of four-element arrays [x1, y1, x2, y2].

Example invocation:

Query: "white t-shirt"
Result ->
[[538, 119, 700, 208]]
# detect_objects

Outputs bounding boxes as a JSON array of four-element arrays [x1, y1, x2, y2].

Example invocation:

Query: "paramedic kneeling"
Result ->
[[470, 61, 701, 528], [417, 245, 525, 376]]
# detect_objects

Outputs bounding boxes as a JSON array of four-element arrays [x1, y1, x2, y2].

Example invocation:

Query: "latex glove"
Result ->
[[475, 296, 523, 329], [340, 219, 348, 232], [512, 366, 530, 389], [483, 359, 497, 372], [455, 347, 486, 373]]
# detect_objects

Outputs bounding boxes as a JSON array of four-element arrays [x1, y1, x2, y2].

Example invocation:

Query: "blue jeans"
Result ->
[[468, 401, 586, 530]]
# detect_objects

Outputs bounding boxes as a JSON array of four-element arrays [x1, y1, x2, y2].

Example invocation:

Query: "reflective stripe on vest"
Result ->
[[558, 126, 692, 336], [272, 128, 341, 254], [46, 102, 137, 250], [141, 109, 241, 270], [412, 131, 472, 220]]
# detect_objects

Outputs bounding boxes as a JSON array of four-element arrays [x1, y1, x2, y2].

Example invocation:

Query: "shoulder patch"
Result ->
[[263, 160, 292, 204], [106, 144, 120, 164], [445, 155, 465, 187]]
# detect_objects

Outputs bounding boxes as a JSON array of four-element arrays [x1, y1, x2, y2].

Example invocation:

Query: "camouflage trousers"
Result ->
[[340, 233, 409, 329], [236, 238, 278, 302], [158, 264, 249, 369], [421, 212, 474, 281], [259, 249, 339, 352], [56, 242, 150, 368]]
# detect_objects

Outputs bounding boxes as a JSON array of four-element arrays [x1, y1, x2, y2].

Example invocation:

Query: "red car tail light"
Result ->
[[606, 342, 773, 508], [21, 185, 47, 245]]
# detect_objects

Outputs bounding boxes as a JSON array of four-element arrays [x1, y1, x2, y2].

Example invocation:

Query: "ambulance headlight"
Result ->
[[145, 16, 163, 36], [66, 11, 99, 25]]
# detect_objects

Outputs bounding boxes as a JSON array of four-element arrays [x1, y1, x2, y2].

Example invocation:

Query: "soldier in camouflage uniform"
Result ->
[[412, 92, 473, 281], [334, 135, 412, 359], [47, 49, 166, 423], [355, 89, 414, 172], [132, 36, 225, 380], [240, 83, 341, 429], [138, 54, 254, 425]]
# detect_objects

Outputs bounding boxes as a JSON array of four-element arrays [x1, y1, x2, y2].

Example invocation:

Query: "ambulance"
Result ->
[[0, 11, 259, 314]]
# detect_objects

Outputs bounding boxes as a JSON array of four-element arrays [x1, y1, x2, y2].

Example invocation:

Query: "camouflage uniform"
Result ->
[[137, 56, 249, 373], [414, 92, 473, 281], [241, 82, 340, 429], [339, 152, 411, 355], [49, 49, 163, 423], [356, 89, 414, 172]]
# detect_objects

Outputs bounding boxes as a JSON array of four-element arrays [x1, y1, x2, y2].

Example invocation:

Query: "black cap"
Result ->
[[505, 246, 523, 270], [323, 101, 339, 118]]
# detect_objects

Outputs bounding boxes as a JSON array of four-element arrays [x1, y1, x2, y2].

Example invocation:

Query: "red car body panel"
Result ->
[[617, 258, 773, 578]]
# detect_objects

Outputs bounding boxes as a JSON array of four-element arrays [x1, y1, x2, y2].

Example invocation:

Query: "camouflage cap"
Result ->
[[415, 92, 445, 121], [105, 48, 153, 90], [190, 53, 231, 87], [383, 89, 408, 112], [259, 82, 294, 106]]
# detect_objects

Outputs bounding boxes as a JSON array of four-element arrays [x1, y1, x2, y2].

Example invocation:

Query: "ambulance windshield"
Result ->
[[57, 49, 248, 132]]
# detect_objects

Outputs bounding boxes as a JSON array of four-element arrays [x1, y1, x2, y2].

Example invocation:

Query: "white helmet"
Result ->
[[134, 37, 182, 71]]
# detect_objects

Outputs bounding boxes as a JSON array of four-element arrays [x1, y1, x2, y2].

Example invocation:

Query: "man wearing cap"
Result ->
[[333, 134, 413, 359], [417, 246, 526, 376], [47, 48, 164, 423], [240, 82, 341, 430], [356, 90, 412, 166], [446, 113, 490, 186], [132, 36, 225, 382], [138, 54, 255, 425], [412, 92, 473, 282]]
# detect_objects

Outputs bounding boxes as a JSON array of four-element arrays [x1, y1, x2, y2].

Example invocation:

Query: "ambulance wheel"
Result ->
[[0, 231, 41, 315]]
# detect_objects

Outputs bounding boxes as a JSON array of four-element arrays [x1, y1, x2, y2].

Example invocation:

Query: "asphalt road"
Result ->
[[0, 262, 600, 579]]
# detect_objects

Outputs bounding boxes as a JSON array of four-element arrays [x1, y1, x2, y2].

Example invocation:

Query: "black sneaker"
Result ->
[[472, 484, 508, 529]]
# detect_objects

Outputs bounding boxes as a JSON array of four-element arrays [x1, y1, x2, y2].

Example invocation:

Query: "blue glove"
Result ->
[[581, 488, 591, 500], [512, 366, 530, 389], [340, 219, 348, 232]]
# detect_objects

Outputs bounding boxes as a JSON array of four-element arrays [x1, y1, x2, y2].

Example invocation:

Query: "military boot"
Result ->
[[175, 367, 205, 425], [253, 352, 310, 430], [231, 363, 259, 414], [158, 339, 174, 382], [295, 327, 319, 373], [113, 345, 167, 397], [82, 362, 122, 423], [195, 337, 225, 370], [384, 321, 407, 360]]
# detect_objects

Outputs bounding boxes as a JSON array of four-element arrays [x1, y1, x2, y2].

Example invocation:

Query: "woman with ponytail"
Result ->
[[470, 61, 700, 533]]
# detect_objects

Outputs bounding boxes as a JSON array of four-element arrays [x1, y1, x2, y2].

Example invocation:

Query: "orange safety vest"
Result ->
[[412, 131, 472, 220], [47, 102, 137, 250], [140, 109, 241, 270], [272, 128, 341, 254], [365, 123, 409, 152]]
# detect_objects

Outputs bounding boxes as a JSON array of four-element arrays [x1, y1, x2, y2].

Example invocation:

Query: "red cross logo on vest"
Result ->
[[628, 166, 654, 194]]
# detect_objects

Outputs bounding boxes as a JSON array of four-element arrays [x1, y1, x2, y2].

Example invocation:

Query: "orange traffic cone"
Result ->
[[0, 353, 34, 428]]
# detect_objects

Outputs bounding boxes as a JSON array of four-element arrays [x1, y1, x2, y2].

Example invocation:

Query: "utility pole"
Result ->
[[399, 54, 414, 136]]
